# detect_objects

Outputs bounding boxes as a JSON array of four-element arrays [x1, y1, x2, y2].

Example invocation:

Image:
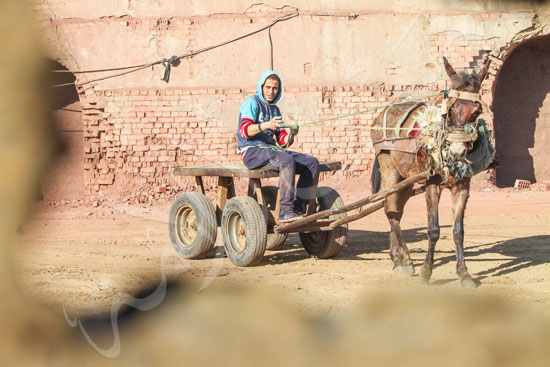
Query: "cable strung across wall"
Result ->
[[51, 12, 299, 89]]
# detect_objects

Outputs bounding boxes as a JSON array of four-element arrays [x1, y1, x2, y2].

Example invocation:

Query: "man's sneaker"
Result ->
[[278, 211, 301, 223]]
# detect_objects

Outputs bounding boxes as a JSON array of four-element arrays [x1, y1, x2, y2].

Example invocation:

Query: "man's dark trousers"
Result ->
[[243, 147, 320, 216]]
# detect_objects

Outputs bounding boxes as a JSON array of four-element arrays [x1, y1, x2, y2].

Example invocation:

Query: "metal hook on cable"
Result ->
[[161, 55, 181, 83]]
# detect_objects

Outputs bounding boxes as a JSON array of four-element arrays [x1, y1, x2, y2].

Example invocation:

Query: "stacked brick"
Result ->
[[427, 29, 499, 131], [77, 82, 442, 197], [80, 87, 240, 196]]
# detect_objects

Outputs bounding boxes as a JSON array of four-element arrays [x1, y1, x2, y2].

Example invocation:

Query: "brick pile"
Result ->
[[78, 82, 453, 197]]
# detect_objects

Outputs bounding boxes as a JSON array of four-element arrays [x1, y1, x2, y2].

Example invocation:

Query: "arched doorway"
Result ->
[[41, 60, 85, 200], [493, 35, 550, 187]]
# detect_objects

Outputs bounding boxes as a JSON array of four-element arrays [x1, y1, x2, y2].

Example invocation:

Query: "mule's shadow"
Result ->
[[264, 229, 550, 282], [429, 234, 550, 282], [263, 226, 440, 264]]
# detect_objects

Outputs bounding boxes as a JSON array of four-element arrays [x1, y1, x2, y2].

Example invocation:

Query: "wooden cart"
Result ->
[[169, 161, 346, 266], [169, 161, 432, 267]]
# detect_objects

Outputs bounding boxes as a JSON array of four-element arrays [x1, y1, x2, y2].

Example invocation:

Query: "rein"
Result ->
[[274, 89, 484, 160]]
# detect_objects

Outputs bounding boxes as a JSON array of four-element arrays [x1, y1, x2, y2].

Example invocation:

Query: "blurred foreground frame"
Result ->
[[1, 1, 550, 366]]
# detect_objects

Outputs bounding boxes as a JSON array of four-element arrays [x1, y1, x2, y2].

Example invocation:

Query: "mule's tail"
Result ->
[[371, 158, 381, 194]]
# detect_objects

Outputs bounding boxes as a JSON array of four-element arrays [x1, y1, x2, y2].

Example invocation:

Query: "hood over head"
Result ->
[[256, 70, 283, 104]]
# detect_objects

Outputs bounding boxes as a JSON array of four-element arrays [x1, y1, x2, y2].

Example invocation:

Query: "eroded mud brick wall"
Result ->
[[32, 1, 550, 198]]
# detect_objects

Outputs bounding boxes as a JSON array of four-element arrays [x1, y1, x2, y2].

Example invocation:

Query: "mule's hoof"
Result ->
[[419, 267, 432, 284], [393, 265, 415, 276], [419, 275, 431, 285], [460, 277, 478, 288]]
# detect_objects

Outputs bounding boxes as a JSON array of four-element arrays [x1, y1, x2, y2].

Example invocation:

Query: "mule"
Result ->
[[370, 57, 491, 288]]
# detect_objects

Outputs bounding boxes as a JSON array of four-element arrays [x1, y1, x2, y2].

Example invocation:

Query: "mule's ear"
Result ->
[[476, 57, 491, 84], [443, 56, 456, 78]]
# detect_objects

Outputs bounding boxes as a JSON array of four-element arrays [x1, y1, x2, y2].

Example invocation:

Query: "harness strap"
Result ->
[[448, 89, 481, 103], [373, 137, 419, 156], [394, 102, 425, 137], [382, 107, 389, 139], [382, 101, 425, 139]]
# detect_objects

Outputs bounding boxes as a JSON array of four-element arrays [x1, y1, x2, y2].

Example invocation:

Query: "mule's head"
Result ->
[[443, 56, 490, 161]]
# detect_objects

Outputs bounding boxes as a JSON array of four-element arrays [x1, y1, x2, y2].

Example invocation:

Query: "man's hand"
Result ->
[[246, 116, 282, 137], [262, 116, 283, 131]]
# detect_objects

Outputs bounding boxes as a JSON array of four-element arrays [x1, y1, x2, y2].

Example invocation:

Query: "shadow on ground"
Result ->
[[429, 235, 550, 283], [263, 226, 433, 264], [263, 228, 550, 282]]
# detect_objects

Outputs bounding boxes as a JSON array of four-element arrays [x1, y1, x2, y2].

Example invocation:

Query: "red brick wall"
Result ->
[[78, 83, 446, 197], [77, 50, 509, 198]]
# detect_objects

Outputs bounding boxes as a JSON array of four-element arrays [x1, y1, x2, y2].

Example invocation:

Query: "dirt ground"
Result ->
[[14, 177, 550, 318]]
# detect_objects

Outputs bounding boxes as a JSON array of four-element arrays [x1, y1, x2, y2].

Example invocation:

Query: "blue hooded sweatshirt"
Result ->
[[237, 70, 287, 153]]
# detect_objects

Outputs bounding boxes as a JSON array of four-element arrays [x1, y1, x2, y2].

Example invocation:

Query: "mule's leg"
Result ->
[[386, 190, 414, 275], [380, 159, 414, 275], [451, 178, 477, 288], [420, 181, 442, 284]]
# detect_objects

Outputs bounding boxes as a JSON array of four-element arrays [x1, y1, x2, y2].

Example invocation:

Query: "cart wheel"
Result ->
[[258, 186, 288, 251], [221, 196, 267, 266], [299, 186, 348, 259], [169, 192, 217, 259]]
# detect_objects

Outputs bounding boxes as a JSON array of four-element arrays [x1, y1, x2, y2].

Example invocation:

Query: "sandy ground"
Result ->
[[14, 179, 550, 318]]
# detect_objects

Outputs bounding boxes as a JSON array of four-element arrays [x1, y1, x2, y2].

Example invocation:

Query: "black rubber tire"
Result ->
[[299, 186, 348, 259], [258, 185, 288, 251], [221, 196, 267, 266], [169, 192, 217, 259]]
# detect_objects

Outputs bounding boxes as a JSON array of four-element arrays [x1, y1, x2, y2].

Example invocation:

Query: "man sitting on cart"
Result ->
[[237, 70, 320, 223]]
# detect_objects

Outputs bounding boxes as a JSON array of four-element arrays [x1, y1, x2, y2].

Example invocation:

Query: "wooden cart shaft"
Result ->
[[275, 169, 433, 233], [173, 163, 431, 234]]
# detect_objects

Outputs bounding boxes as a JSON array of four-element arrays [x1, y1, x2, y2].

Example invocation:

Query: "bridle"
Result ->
[[440, 89, 483, 148], [419, 89, 488, 181]]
